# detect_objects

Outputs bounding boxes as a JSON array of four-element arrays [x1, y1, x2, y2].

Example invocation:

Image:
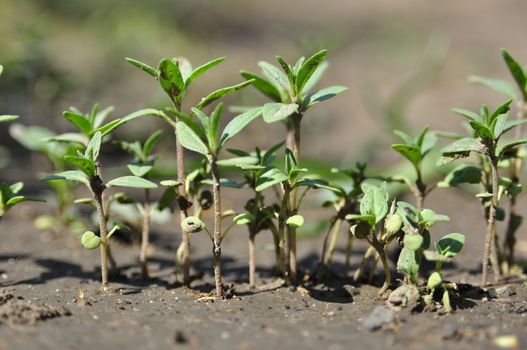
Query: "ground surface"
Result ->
[[1, 190, 527, 350]]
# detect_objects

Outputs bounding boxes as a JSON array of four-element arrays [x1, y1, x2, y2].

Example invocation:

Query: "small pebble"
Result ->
[[361, 306, 395, 332]]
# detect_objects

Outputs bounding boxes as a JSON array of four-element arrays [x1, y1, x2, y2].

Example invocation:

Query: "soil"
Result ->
[[1, 189, 527, 350]]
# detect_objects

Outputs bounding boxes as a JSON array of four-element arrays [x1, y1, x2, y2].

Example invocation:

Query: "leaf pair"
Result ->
[[175, 104, 262, 158], [392, 127, 437, 170]]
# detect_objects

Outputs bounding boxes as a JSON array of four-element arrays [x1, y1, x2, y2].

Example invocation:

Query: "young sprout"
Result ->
[[127, 56, 253, 285], [439, 99, 527, 286], [255, 149, 343, 285], [346, 183, 400, 297], [44, 132, 157, 290], [118, 130, 163, 279], [174, 102, 262, 297], [392, 127, 438, 210], [218, 142, 284, 288], [422, 233, 465, 312], [469, 49, 527, 274], [242, 50, 347, 283]]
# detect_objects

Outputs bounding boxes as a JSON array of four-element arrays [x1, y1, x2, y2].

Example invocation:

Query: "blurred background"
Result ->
[[2, 0, 527, 170]]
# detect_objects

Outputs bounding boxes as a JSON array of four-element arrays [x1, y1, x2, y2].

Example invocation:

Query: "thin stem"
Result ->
[[140, 189, 151, 279], [344, 232, 353, 276], [90, 174, 109, 290], [320, 217, 338, 268], [482, 156, 500, 286], [249, 230, 256, 289], [211, 159, 224, 297], [353, 246, 375, 281], [326, 218, 343, 267]]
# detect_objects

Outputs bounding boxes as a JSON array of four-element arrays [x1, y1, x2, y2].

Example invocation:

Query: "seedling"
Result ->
[[242, 50, 347, 282], [117, 130, 163, 279], [174, 102, 262, 297], [218, 142, 284, 288], [255, 149, 342, 284], [44, 132, 157, 289], [346, 183, 400, 297], [127, 55, 253, 285], [469, 49, 527, 273], [422, 233, 465, 312], [439, 99, 527, 286], [391, 127, 438, 210]]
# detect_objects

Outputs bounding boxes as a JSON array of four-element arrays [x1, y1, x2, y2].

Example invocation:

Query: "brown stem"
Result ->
[[249, 230, 256, 289], [278, 186, 290, 280], [211, 159, 224, 297], [140, 189, 151, 279], [377, 248, 391, 298], [287, 226, 297, 284], [482, 157, 500, 286]]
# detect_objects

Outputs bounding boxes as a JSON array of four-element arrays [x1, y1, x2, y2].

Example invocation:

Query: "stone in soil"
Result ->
[[361, 306, 396, 331]]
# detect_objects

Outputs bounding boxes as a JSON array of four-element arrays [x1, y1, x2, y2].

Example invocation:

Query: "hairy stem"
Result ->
[[91, 174, 108, 290], [211, 159, 224, 297], [140, 189, 151, 279]]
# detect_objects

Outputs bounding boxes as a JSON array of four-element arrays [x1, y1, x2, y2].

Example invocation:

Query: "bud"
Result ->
[[350, 221, 370, 239], [384, 213, 402, 234], [181, 216, 204, 233]]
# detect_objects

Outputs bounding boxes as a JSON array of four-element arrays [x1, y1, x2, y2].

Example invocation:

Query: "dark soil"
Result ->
[[1, 191, 527, 350]]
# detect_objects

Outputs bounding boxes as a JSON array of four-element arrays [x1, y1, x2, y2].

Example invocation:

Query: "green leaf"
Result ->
[[302, 60, 328, 93], [451, 108, 481, 121], [143, 130, 163, 157], [262, 102, 298, 123], [43, 170, 90, 186], [501, 119, 527, 136], [502, 49, 527, 99], [176, 119, 209, 156], [5, 195, 44, 208], [286, 215, 304, 228], [81, 231, 101, 250], [93, 106, 115, 129], [489, 99, 512, 122], [295, 49, 328, 94], [64, 156, 96, 177], [208, 103, 224, 151], [85, 131, 102, 161], [276, 56, 295, 87], [404, 234, 423, 251], [437, 164, 482, 188], [436, 232, 465, 258], [394, 129, 413, 144], [95, 109, 160, 137], [497, 138, 527, 157], [233, 213, 255, 225], [196, 80, 253, 110], [46, 132, 89, 146], [419, 209, 449, 228], [0, 115, 19, 123], [106, 176, 158, 189], [220, 107, 262, 148], [469, 76, 516, 99], [9, 182, 23, 194], [186, 57, 225, 86], [64, 111, 92, 135], [258, 61, 290, 100], [158, 58, 185, 101], [360, 182, 389, 224], [255, 167, 288, 192], [440, 137, 485, 158], [125, 58, 158, 78], [469, 120, 493, 141], [345, 214, 376, 227], [240, 70, 281, 102], [294, 178, 344, 196], [127, 164, 153, 177], [201, 178, 243, 188], [492, 113, 508, 138], [392, 144, 421, 168], [303, 85, 347, 108]]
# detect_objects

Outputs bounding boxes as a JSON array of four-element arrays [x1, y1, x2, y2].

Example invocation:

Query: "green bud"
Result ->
[[427, 271, 442, 290], [350, 221, 370, 239], [181, 216, 204, 233], [384, 213, 402, 234], [286, 215, 304, 228], [81, 231, 101, 250]]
